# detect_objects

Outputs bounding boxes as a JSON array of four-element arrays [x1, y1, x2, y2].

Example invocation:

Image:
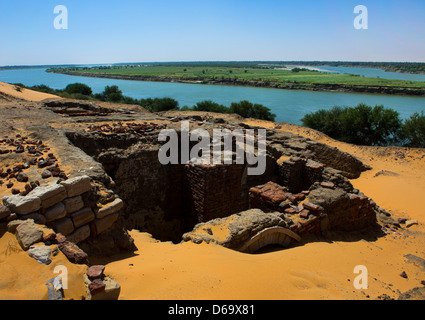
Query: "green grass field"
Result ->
[[50, 65, 425, 89]]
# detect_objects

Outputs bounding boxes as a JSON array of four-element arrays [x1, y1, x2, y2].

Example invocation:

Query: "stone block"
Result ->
[[96, 198, 124, 220], [87, 265, 105, 280], [58, 241, 88, 264], [63, 196, 84, 214], [28, 184, 67, 209], [28, 244, 52, 265], [52, 218, 74, 236], [91, 278, 120, 300], [7, 219, 26, 234], [60, 175, 92, 198], [15, 219, 44, 250], [2, 195, 41, 215], [20, 213, 47, 225], [0, 205, 11, 220], [89, 279, 106, 295], [67, 225, 91, 244], [94, 213, 119, 235], [71, 208, 95, 228], [406, 220, 418, 228], [42, 190, 67, 209], [45, 202, 67, 222], [84, 275, 120, 301]]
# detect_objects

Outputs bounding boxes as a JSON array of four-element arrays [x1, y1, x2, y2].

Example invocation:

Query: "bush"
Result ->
[[140, 97, 179, 112], [64, 83, 93, 96], [301, 107, 346, 139], [101, 85, 124, 102], [29, 84, 56, 94], [193, 100, 229, 114], [402, 111, 425, 148], [229, 100, 276, 121], [301, 104, 402, 146]]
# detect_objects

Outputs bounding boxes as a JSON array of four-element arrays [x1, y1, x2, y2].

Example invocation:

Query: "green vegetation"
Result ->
[[13, 82, 425, 146], [301, 104, 425, 148], [64, 83, 93, 96], [402, 112, 425, 148], [15, 83, 275, 121], [282, 61, 425, 74], [47, 64, 425, 96], [182, 100, 276, 121]]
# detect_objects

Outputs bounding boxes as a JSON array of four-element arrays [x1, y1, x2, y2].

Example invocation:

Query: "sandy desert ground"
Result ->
[[0, 82, 424, 300]]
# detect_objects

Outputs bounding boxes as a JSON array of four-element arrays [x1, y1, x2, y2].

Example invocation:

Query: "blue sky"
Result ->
[[0, 0, 424, 66]]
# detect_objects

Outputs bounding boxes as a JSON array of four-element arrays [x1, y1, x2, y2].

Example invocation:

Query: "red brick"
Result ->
[[300, 209, 310, 219], [303, 202, 320, 211], [294, 193, 306, 201], [87, 265, 105, 280], [284, 208, 297, 215]]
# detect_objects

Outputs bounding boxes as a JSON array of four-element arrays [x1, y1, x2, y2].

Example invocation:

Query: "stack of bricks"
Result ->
[[249, 181, 310, 214], [249, 181, 323, 237], [185, 163, 244, 223], [288, 202, 322, 236], [2, 175, 123, 244], [249, 180, 378, 237]]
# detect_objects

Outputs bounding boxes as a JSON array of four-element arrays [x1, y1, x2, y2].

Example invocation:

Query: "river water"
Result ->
[[0, 67, 424, 125]]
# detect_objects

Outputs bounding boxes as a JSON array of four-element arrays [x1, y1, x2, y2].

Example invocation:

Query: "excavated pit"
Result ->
[[65, 125, 279, 243], [64, 120, 374, 246]]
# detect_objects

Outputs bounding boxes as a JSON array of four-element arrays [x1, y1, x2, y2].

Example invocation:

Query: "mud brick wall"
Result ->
[[2, 175, 123, 244], [249, 180, 378, 238], [277, 157, 325, 193], [289, 215, 322, 236], [185, 163, 244, 223], [319, 191, 377, 232]]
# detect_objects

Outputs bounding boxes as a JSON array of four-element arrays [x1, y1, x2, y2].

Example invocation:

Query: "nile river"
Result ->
[[0, 67, 424, 125]]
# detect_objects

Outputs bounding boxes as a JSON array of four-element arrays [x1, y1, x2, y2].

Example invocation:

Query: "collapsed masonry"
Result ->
[[1, 175, 133, 258], [0, 98, 385, 256], [182, 157, 382, 253], [64, 117, 379, 249]]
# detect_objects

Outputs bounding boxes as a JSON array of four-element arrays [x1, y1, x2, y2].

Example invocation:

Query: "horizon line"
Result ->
[[2, 60, 425, 69]]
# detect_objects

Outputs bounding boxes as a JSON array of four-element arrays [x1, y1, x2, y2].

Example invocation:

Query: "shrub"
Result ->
[[301, 104, 402, 146], [193, 100, 229, 114], [402, 111, 425, 148], [101, 85, 124, 102], [229, 100, 276, 121], [29, 84, 56, 94], [301, 107, 346, 139], [64, 83, 93, 96], [140, 97, 179, 112]]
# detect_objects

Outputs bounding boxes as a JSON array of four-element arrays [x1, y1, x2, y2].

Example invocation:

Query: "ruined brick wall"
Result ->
[[309, 188, 377, 232], [277, 157, 325, 193], [185, 163, 244, 223], [249, 178, 378, 238]]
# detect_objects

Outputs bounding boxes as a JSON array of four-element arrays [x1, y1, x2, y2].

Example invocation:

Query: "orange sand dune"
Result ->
[[0, 81, 59, 102]]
